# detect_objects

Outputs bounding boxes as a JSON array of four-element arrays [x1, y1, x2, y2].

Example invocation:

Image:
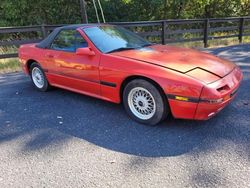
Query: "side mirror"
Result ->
[[76, 47, 95, 56]]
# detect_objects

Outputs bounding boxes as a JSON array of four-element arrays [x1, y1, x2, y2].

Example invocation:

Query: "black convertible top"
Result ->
[[36, 24, 102, 49]]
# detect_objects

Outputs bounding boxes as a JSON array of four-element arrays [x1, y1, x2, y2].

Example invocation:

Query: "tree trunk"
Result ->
[[80, 0, 88, 23], [164, 0, 168, 20]]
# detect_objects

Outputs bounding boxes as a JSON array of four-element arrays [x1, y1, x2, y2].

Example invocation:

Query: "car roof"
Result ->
[[36, 23, 110, 49], [57, 23, 108, 30]]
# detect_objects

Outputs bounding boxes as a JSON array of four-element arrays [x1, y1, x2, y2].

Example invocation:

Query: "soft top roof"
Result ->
[[36, 24, 106, 49]]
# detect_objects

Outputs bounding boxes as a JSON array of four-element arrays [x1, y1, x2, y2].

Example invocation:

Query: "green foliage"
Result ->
[[0, 0, 249, 26], [0, 0, 82, 26]]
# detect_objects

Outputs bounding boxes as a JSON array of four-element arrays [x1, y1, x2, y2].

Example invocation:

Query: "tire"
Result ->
[[30, 62, 51, 92], [123, 79, 169, 126]]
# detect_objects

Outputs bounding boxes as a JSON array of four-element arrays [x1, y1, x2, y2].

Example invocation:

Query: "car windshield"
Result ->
[[83, 25, 152, 53]]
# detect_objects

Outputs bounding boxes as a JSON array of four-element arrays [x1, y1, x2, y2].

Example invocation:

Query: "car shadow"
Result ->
[[0, 74, 249, 158], [54, 85, 249, 157]]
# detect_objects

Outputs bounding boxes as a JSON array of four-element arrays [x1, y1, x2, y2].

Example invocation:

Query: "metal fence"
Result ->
[[1, 16, 250, 59]]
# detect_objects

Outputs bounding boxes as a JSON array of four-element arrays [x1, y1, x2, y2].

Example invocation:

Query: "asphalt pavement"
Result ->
[[0, 44, 249, 187]]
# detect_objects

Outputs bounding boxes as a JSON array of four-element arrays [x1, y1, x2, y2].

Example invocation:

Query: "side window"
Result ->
[[51, 30, 87, 52], [75, 32, 88, 49], [51, 30, 76, 52]]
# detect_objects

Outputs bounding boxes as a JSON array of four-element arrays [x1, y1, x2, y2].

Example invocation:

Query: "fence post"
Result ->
[[204, 18, 209, 48], [239, 17, 244, 43], [41, 24, 47, 39], [162, 21, 166, 45]]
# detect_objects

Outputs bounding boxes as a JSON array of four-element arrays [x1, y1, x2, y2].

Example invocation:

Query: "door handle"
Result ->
[[47, 54, 54, 58]]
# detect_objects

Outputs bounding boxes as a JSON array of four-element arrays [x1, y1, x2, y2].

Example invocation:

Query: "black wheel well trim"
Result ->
[[120, 75, 170, 105], [26, 59, 46, 74], [26, 59, 38, 73]]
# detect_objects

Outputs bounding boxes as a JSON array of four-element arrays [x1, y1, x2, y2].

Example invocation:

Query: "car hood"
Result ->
[[111, 45, 235, 78]]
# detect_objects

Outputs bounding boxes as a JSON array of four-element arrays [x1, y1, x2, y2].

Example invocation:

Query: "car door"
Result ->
[[45, 29, 101, 96]]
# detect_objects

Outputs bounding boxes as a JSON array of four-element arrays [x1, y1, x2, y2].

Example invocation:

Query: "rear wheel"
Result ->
[[30, 63, 51, 91], [123, 79, 169, 126]]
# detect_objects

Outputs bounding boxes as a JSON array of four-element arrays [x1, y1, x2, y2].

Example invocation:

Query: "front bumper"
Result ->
[[168, 66, 243, 120], [194, 87, 238, 120], [194, 67, 242, 120]]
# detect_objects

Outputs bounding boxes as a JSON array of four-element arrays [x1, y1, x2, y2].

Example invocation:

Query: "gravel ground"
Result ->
[[0, 44, 249, 188]]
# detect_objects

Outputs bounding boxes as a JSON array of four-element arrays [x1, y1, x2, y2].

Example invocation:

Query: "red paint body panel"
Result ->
[[18, 25, 243, 121], [45, 49, 100, 95], [168, 99, 198, 119], [99, 53, 204, 104], [113, 45, 235, 77]]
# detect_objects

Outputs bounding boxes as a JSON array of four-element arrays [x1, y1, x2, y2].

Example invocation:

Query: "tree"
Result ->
[[0, 0, 249, 27]]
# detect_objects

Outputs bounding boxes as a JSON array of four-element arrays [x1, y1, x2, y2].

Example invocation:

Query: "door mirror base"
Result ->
[[76, 47, 95, 56]]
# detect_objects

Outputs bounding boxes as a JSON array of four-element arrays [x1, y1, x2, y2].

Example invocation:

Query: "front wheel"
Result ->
[[123, 79, 169, 126]]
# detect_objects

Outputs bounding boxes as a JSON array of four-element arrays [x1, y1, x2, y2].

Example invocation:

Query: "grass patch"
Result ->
[[169, 36, 250, 49], [0, 58, 21, 74]]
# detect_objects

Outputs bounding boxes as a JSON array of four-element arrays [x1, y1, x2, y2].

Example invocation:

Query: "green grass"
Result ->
[[169, 36, 250, 49], [0, 45, 21, 73], [0, 58, 21, 74]]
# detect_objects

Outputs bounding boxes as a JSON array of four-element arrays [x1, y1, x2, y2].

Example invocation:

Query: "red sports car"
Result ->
[[18, 24, 243, 125]]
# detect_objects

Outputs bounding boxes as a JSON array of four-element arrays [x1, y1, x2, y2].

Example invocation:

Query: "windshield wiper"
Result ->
[[140, 43, 153, 48], [107, 47, 136, 54]]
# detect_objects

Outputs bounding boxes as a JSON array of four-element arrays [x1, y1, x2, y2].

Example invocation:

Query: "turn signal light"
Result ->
[[175, 96, 189, 101], [223, 95, 231, 101]]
